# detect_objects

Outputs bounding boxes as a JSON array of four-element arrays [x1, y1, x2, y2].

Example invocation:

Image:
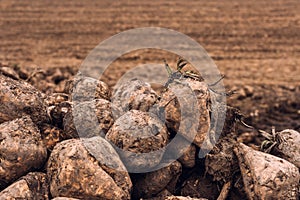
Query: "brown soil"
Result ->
[[1, 0, 299, 140]]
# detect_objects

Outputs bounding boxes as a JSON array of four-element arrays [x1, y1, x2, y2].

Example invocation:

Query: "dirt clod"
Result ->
[[180, 173, 219, 200], [132, 161, 182, 199]]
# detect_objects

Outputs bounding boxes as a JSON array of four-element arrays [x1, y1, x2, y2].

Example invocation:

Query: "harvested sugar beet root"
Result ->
[[158, 78, 211, 148], [234, 143, 299, 200], [106, 110, 169, 171], [261, 128, 300, 168], [112, 78, 159, 114], [63, 98, 118, 138], [47, 137, 132, 200], [2, 59, 298, 200], [0, 172, 49, 199], [0, 116, 47, 190], [69, 74, 112, 101], [0, 73, 49, 125], [204, 106, 241, 184]]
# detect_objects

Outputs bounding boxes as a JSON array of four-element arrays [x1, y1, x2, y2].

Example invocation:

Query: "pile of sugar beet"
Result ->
[[0, 63, 299, 200]]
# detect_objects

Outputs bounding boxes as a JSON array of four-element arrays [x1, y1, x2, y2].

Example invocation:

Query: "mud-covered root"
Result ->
[[0, 74, 49, 125], [106, 110, 169, 171], [160, 78, 211, 148], [177, 78, 210, 148], [47, 137, 132, 199], [216, 181, 231, 200], [162, 134, 196, 168], [218, 106, 241, 138], [158, 88, 180, 133], [112, 78, 159, 113], [68, 74, 112, 101], [41, 93, 76, 150], [163, 134, 196, 168], [234, 143, 300, 200], [0, 116, 47, 189], [273, 129, 300, 168], [132, 161, 182, 199], [63, 98, 117, 138], [0, 172, 49, 200]]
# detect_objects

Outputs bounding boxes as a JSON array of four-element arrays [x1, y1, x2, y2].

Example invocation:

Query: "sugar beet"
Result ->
[[0, 74, 49, 125], [106, 110, 169, 171], [47, 137, 132, 200], [0, 172, 49, 200], [234, 143, 300, 200], [0, 116, 47, 189]]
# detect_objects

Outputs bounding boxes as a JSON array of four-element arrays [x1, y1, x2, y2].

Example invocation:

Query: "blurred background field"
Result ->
[[0, 0, 299, 132]]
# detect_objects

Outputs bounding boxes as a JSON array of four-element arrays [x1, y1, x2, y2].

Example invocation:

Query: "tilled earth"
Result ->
[[0, 0, 299, 132]]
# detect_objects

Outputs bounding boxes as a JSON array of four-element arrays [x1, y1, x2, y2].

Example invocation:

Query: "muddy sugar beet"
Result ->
[[159, 78, 211, 148], [234, 143, 300, 200], [272, 129, 300, 168], [111, 79, 159, 114], [64, 98, 117, 138], [47, 137, 132, 199], [105, 109, 169, 171], [0, 74, 49, 125], [0, 116, 47, 189], [0, 172, 49, 199], [69, 74, 112, 101]]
